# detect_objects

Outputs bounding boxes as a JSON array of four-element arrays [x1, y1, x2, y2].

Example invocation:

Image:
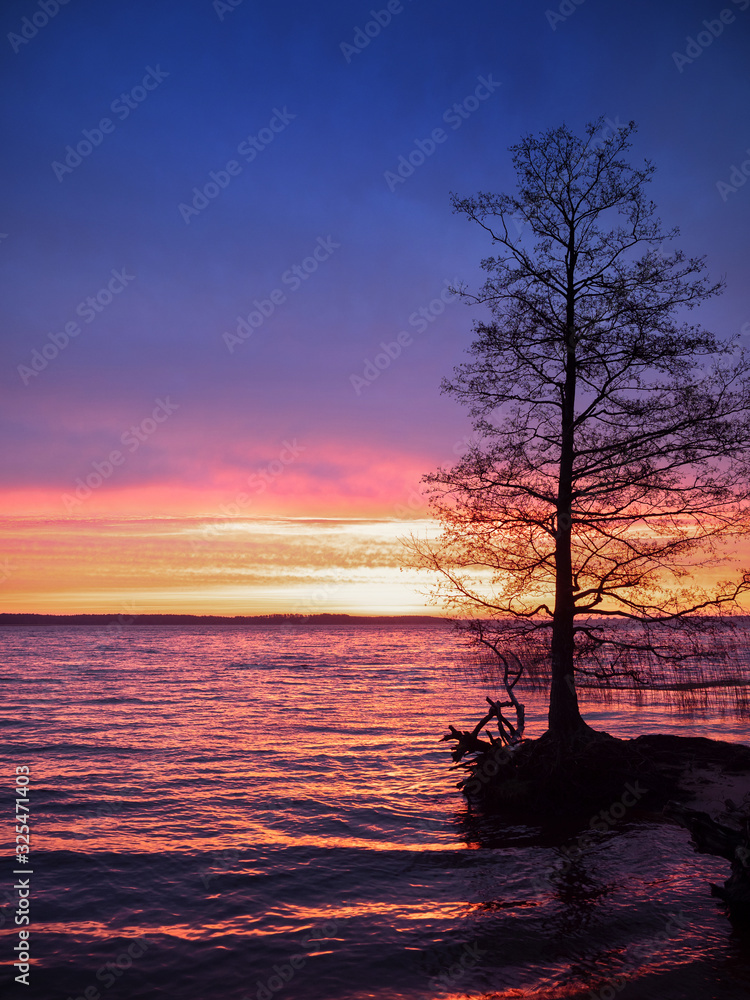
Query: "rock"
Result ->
[[664, 798, 750, 920], [454, 727, 750, 919]]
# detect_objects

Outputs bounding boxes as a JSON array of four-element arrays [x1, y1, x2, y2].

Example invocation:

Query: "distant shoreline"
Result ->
[[0, 612, 450, 627]]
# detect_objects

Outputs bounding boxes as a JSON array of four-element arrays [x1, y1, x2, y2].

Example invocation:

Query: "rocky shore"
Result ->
[[451, 727, 750, 919]]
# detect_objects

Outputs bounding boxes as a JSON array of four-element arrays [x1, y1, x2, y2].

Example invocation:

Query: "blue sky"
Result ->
[[1, 0, 749, 611]]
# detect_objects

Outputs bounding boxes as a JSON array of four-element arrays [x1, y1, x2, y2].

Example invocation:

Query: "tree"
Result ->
[[409, 118, 750, 741]]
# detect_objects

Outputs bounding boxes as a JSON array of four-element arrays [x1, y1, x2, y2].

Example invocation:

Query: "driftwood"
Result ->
[[441, 723, 495, 762], [443, 626, 527, 763], [442, 694, 526, 762]]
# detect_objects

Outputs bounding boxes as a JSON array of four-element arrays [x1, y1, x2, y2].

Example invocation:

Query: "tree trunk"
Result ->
[[548, 496, 584, 735], [548, 257, 586, 739], [549, 543, 583, 737]]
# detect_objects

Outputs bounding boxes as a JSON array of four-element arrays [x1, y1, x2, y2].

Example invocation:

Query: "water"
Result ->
[[1, 623, 749, 999]]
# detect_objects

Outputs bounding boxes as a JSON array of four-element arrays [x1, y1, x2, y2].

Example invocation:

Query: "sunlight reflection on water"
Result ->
[[0, 623, 748, 999]]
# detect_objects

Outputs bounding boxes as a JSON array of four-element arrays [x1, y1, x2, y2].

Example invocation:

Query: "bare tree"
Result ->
[[409, 119, 750, 741]]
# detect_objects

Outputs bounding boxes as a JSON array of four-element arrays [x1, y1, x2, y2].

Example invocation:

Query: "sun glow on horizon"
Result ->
[[0, 514, 444, 615]]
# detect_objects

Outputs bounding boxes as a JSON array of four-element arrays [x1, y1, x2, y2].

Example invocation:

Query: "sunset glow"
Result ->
[[0, 513, 444, 614], [3, 5, 749, 1000], [2, 0, 748, 620]]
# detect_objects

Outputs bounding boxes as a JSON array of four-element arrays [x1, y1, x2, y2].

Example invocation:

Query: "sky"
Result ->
[[1, 0, 749, 614]]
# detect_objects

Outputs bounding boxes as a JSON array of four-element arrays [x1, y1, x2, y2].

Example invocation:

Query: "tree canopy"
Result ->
[[409, 118, 750, 738]]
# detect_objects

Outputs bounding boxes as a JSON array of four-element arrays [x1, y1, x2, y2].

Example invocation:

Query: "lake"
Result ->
[[1, 622, 748, 999]]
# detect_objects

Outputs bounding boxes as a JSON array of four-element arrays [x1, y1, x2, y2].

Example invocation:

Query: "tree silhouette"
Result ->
[[409, 119, 750, 740]]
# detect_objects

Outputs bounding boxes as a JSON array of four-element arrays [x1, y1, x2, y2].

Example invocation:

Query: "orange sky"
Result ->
[[0, 504, 443, 615], [0, 448, 451, 615], [3, 488, 750, 616]]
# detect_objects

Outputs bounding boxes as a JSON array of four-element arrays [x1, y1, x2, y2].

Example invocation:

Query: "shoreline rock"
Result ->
[[458, 729, 750, 918], [460, 730, 750, 809]]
